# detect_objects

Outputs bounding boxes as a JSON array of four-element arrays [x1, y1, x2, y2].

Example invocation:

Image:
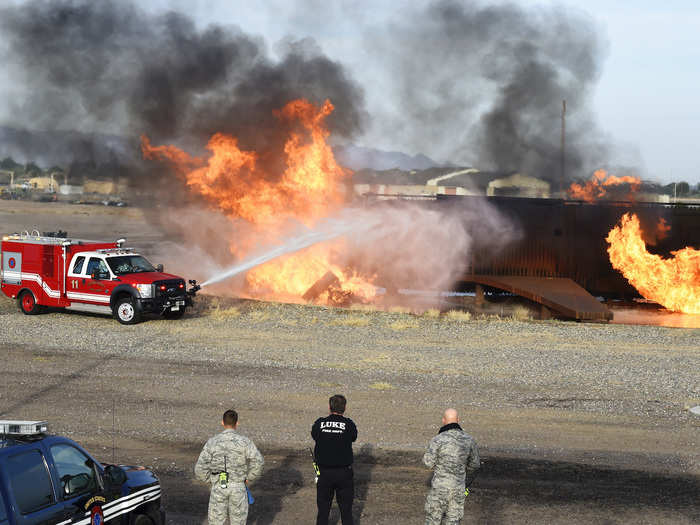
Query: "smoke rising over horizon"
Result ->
[[362, 0, 609, 182], [0, 0, 611, 184], [0, 0, 366, 175]]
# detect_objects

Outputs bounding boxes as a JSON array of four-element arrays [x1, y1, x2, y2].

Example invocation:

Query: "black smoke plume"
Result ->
[[0, 0, 366, 178], [1, 0, 610, 186], [367, 0, 608, 183]]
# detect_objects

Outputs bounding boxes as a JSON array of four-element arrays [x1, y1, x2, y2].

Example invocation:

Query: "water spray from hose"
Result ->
[[198, 215, 378, 289]]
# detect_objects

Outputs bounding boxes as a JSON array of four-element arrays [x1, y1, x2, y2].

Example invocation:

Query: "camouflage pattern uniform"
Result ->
[[423, 423, 480, 525], [195, 429, 264, 525]]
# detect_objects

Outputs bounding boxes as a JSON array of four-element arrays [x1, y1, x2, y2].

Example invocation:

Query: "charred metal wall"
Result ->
[[437, 195, 700, 297]]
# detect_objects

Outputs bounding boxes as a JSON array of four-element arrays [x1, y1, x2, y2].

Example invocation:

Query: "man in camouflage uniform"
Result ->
[[195, 409, 264, 525], [423, 408, 480, 525]]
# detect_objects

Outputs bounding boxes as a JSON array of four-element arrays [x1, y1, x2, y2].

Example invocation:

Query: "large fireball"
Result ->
[[142, 98, 376, 303], [606, 213, 699, 314]]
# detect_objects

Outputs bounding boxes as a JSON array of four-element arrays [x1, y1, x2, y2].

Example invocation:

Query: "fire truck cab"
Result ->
[[0, 231, 195, 324]]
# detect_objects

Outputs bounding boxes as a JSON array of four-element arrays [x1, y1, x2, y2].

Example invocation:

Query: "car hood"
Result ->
[[117, 272, 183, 284]]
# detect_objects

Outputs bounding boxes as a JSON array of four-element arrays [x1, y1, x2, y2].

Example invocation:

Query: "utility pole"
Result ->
[[560, 100, 566, 196]]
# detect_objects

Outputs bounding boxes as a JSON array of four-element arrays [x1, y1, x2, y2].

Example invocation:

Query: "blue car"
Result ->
[[0, 421, 165, 525]]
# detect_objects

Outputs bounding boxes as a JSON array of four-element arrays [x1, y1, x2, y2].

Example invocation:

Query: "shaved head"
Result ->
[[442, 408, 459, 425]]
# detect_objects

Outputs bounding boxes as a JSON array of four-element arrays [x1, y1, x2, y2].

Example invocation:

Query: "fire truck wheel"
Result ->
[[163, 308, 185, 320], [114, 296, 142, 325], [18, 290, 43, 315]]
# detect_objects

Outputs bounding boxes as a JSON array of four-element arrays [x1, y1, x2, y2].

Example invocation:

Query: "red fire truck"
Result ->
[[1, 231, 197, 324]]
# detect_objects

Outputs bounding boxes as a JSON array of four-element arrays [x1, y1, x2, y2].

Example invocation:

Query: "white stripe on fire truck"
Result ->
[[54, 485, 161, 525], [5, 271, 62, 298], [66, 291, 111, 304]]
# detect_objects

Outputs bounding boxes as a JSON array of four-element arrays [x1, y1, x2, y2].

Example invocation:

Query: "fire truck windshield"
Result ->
[[106, 255, 156, 275]]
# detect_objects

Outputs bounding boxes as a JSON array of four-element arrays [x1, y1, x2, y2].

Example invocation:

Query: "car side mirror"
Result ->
[[105, 465, 127, 486], [155, 263, 164, 272], [65, 473, 91, 495]]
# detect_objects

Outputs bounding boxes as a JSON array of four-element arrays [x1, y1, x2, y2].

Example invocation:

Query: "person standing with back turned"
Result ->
[[423, 408, 480, 525], [311, 394, 358, 525], [195, 409, 264, 525]]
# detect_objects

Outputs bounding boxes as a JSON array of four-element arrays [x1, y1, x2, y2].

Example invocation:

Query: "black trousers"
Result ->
[[316, 465, 354, 525]]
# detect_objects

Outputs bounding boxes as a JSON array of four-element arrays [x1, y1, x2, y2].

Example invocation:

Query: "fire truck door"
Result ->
[[66, 256, 112, 305], [1, 251, 21, 284]]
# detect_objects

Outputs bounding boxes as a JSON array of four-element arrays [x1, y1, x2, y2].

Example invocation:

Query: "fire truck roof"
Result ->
[[2, 233, 119, 246]]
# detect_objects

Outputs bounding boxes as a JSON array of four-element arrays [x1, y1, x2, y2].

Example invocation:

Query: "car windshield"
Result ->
[[106, 255, 156, 275]]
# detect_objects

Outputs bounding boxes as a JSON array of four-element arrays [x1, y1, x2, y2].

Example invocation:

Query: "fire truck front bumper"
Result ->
[[138, 293, 192, 314], [139, 279, 192, 314]]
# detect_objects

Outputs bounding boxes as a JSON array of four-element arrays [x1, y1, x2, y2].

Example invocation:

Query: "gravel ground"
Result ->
[[0, 293, 698, 462], [0, 295, 699, 524]]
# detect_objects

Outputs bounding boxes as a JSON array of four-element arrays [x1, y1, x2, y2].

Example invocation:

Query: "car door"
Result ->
[[49, 443, 105, 524], [3, 447, 66, 524], [0, 487, 10, 525]]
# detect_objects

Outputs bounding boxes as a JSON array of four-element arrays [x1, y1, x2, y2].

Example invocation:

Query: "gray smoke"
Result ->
[[0, 0, 366, 174], [365, 0, 609, 183], [1, 0, 611, 185]]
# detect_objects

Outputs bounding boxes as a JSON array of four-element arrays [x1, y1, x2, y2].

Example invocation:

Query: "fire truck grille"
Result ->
[[154, 279, 186, 299]]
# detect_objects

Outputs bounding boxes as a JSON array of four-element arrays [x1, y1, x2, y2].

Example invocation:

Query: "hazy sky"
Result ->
[[146, 0, 700, 184], [3, 0, 699, 184]]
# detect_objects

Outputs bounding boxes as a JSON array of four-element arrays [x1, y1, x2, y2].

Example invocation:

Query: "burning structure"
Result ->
[[142, 99, 509, 309], [447, 195, 699, 317]]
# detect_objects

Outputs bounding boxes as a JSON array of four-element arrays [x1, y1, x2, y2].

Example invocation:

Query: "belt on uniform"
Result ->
[[318, 464, 352, 469]]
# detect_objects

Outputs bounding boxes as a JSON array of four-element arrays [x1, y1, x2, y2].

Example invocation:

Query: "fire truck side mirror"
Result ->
[[155, 264, 164, 272]]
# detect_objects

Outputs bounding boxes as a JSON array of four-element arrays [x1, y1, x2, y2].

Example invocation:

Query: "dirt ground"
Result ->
[[1, 201, 699, 524], [0, 342, 697, 525]]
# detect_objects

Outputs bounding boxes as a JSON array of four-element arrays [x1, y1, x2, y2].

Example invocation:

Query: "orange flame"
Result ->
[[568, 169, 641, 202], [606, 213, 700, 314], [142, 98, 376, 303]]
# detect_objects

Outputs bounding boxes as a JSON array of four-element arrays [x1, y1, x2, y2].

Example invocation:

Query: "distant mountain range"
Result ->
[[0, 125, 442, 171], [333, 144, 441, 171]]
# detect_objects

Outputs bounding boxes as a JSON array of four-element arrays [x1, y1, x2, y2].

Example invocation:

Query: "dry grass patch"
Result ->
[[209, 306, 241, 321], [389, 320, 418, 331], [329, 316, 370, 327], [248, 310, 271, 322], [350, 303, 381, 312], [318, 381, 343, 388], [445, 309, 472, 322], [361, 354, 391, 365], [369, 382, 393, 390], [510, 305, 532, 321], [389, 306, 412, 314], [422, 308, 441, 318]]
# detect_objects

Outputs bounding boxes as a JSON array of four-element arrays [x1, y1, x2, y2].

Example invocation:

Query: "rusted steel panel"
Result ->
[[468, 275, 613, 321], [438, 196, 700, 297]]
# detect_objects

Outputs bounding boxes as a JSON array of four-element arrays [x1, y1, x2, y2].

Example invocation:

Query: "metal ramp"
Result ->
[[466, 275, 613, 321]]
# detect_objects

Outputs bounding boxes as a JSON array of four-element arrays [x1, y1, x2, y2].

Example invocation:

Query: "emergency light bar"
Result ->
[[0, 420, 49, 436], [2, 233, 69, 244], [97, 247, 136, 255]]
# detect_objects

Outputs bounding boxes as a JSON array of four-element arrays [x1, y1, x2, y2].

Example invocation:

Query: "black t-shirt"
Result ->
[[311, 413, 358, 467]]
